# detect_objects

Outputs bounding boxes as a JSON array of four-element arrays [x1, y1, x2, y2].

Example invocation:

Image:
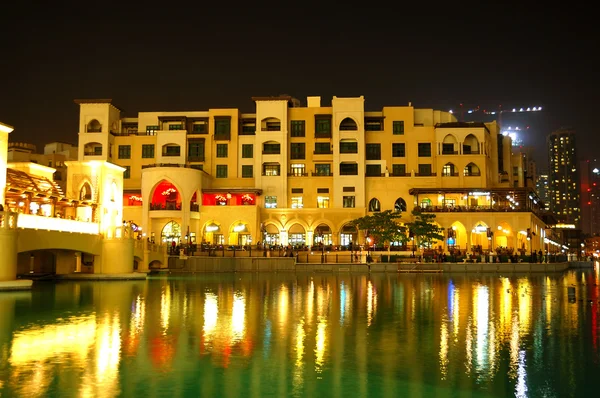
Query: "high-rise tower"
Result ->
[[547, 128, 580, 226]]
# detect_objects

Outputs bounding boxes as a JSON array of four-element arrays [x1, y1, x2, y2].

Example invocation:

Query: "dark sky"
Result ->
[[0, 4, 595, 168]]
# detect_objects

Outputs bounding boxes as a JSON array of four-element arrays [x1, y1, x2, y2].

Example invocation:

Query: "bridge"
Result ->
[[1, 211, 166, 287]]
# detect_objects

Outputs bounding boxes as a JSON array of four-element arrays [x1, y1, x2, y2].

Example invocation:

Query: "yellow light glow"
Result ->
[[292, 320, 306, 395], [0, 122, 14, 133], [231, 291, 246, 343], [315, 317, 327, 373], [279, 285, 289, 333], [17, 213, 100, 234], [160, 285, 171, 332], [203, 292, 218, 344], [306, 279, 314, 325], [439, 317, 449, 380], [367, 280, 377, 327]]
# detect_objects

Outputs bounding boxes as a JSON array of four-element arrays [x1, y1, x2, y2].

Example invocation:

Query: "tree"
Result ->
[[350, 210, 407, 255], [406, 209, 444, 250]]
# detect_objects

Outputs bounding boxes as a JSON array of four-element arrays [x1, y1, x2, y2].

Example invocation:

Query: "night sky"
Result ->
[[0, 4, 595, 170]]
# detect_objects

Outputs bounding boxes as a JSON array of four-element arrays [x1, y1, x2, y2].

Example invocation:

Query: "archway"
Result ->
[[87, 119, 102, 132], [470, 221, 491, 253], [313, 224, 332, 246], [80, 182, 93, 200], [151, 180, 182, 210], [464, 162, 481, 176], [264, 223, 280, 246], [448, 221, 467, 252], [230, 221, 251, 246], [463, 134, 480, 154], [494, 222, 515, 254], [83, 142, 102, 156], [288, 223, 306, 247], [442, 134, 458, 154], [161, 220, 181, 245], [340, 223, 358, 248], [203, 221, 222, 245]]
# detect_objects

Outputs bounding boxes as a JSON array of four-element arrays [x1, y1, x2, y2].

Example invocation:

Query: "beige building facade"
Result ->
[[71, 96, 547, 255]]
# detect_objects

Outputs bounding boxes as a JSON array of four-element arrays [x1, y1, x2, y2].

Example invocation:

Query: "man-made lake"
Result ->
[[1, 268, 598, 397]]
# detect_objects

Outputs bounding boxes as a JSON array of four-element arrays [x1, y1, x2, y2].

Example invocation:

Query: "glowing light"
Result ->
[[439, 316, 449, 380], [17, 213, 99, 234], [367, 280, 377, 326], [315, 318, 327, 372], [160, 285, 171, 332], [205, 224, 219, 232], [129, 195, 142, 202], [231, 291, 246, 342], [203, 292, 218, 344], [233, 224, 246, 232], [161, 187, 177, 196]]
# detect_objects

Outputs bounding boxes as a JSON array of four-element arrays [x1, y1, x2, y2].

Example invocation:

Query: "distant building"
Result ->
[[535, 174, 550, 211], [547, 128, 580, 227], [579, 159, 600, 236], [7, 141, 77, 191]]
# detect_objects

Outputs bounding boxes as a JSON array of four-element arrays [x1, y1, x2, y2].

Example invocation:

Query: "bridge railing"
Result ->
[[134, 238, 166, 254], [16, 213, 100, 234], [0, 211, 18, 230]]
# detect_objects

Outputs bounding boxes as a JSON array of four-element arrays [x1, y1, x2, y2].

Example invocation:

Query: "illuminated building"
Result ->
[[547, 128, 580, 227], [535, 174, 550, 211], [70, 96, 546, 256]]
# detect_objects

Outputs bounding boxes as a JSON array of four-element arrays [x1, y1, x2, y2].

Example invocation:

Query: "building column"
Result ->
[[0, 212, 19, 282], [75, 252, 82, 273]]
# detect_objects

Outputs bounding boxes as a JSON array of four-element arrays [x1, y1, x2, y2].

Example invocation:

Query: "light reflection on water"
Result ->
[[0, 271, 598, 397]]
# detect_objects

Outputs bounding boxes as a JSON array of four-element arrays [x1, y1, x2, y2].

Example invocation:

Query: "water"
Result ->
[[1, 268, 599, 397]]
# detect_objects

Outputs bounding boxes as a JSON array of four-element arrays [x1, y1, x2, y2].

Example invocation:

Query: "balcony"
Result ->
[[315, 132, 332, 139], [313, 150, 332, 155], [441, 150, 459, 155], [150, 202, 181, 211], [214, 132, 231, 141], [190, 203, 200, 212], [311, 171, 333, 177], [188, 155, 205, 162], [414, 172, 437, 177], [389, 172, 410, 177], [442, 173, 460, 177], [366, 173, 385, 177], [288, 172, 308, 177]]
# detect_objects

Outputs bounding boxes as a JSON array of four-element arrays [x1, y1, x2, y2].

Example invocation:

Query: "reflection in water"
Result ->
[[1, 270, 599, 397]]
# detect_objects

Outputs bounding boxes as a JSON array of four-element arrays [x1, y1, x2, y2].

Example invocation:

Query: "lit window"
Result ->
[[291, 197, 303, 208], [317, 196, 329, 208]]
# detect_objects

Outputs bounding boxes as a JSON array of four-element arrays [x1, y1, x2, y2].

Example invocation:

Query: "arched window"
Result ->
[[262, 141, 281, 154], [442, 163, 457, 177], [442, 134, 458, 154], [368, 198, 381, 212], [162, 144, 181, 157], [87, 119, 102, 132], [463, 134, 480, 154], [394, 198, 407, 212], [261, 117, 281, 131], [84, 142, 102, 156], [161, 220, 181, 244], [80, 182, 92, 200], [464, 162, 481, 176], [339, 117, 358, 131]]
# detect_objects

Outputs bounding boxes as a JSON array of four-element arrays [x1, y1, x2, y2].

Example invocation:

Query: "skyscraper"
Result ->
[[547, 128, 580, 227], [535, 174, 550, 211]]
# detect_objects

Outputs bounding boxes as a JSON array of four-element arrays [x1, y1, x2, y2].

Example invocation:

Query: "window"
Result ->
[[290, 164, 306, 176], [392, 143, 405, 157], [442, 164, 456, 177], [290, 120, 305, 137], [192, 121, 207, 134], [513, 166, 519, 176], [366, 164, 381, 176], [314, 142, 331, 154], [291, 197, 303, 208], [146, 125, 159, 135], [340, 117, 358, 131], [418, 143, 431, 157], [265, 196, 277, 209], [394, 198, 407, 212], [216, 144, 228, 158], [215, 117, 231, 136], [169, 124, 183, 130], [262, 118, 281, 131], [191, 164, 203, 171], [418, 164, 432, 176], [188, 140, 205, 161], [343, 196, 355, 208], [242, 144, 253, 158], [343, 186, 355, 192], [142, 144, 155, 158], [392, 164, 406, 176], [263, 163, 280, 176], [263, 143, 280, 154], [216, 165, 228, 178], [290, 143, 305, 159], [366, 143, 381, 160], [240, 119, 256, 135], [162, 145, 180, 157], [368, 198, 381, 212], [393, 121, 404, 135], [315, 164, 331, 176], [118, 145, 131, 159], [364, 118, 383, 131], [340, 162, 358, 175], [442, 143, 455, 154], [242, 165, 253, 178], [315, 116, 332, 137], [94, 146, 102, 155], [291, 188, 303, 193], [317, 196, 329, 208], [123, 166, 131, 179], [317, 188, 329, 193], [340, 141, 358, 153]]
